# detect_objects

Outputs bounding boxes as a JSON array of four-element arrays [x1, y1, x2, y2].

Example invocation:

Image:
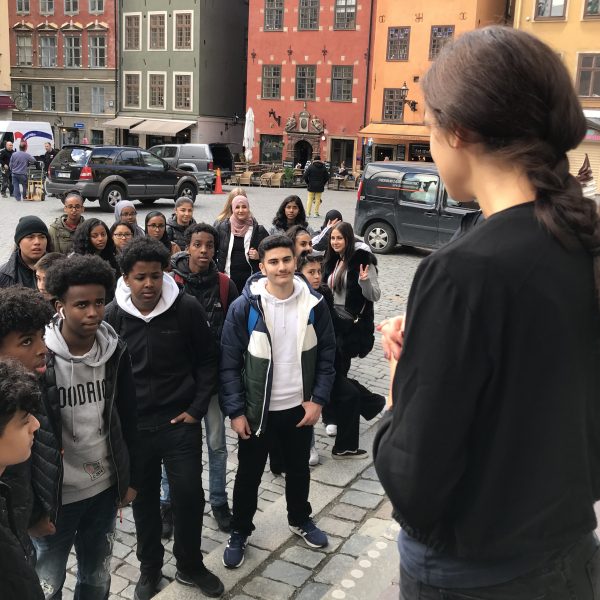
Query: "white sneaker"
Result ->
[[309, 446, 319, 466], [325, 424, 337, 437]]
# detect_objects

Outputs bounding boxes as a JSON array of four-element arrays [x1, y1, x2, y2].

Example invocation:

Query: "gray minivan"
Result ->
[[354, 161, 479, 253]]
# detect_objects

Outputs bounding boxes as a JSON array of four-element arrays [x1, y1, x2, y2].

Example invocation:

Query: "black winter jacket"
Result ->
[[214, 218, 269, 275], [0, 482, 44, 599], [104, 291, 219, 427], [0, 147, 14, 169], [166, 215, 196, 251], [171, 255, 238, 341], [303, 161, 330, 192], [34, 338, 138, 522], [0, 249, 37, 289], [322, 248, 377, 359]]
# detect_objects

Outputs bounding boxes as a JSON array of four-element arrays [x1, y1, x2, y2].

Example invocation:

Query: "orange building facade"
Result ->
[[360, 0, 509, 164], [246, 0, 374, 170]]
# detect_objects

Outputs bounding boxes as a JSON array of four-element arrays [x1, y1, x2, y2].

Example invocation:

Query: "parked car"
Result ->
[[47, 145, 199, 211], [354, 161, 480, 253], [148, 143, 234, 186]]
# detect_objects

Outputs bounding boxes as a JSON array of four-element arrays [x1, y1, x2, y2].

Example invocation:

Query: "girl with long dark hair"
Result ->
[[72, 218, 119, 274], [374, 26, 600, 599], [270, 195, 313, 235]]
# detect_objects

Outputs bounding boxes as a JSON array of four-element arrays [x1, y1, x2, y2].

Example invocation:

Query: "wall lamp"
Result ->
[[400, 82, 418, 112], [268, 109, 281, 127]]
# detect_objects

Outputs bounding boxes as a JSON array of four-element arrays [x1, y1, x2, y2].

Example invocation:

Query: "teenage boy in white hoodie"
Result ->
[[104, 237, 223, 600], [220, 235, 336, 568], [34, 254, 138, 600]]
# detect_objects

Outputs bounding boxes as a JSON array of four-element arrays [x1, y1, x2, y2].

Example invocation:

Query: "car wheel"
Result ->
[[177, 183, 197, 203], [364, 221, 397, 254], [99, 184, 125, 211], [140, 199, 156, 206]]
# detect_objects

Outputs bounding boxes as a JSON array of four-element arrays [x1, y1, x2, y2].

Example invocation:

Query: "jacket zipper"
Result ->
[[106, 346, 124, 500], [255, 299, 271, 437]]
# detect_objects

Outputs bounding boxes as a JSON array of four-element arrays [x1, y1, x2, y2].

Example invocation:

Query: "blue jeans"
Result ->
[[34, 486, 118, 600], [12, 172, 27, 201], [161, 394, 227, 508]]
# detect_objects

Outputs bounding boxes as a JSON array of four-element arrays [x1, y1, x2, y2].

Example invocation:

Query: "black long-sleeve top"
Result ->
[[374, 202, 600, 561]]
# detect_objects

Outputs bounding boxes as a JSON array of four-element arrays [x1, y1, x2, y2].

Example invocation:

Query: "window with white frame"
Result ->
[[64, 0, 79, 14], [149, 13, 166, 50], [295, 65, 316, 100], [16, 34, 33, 66], [334, 0, 355, 30], [66, 86, 80, 112], [91, 86, 105, 113], [89, 0, 103, 12], [64, 35, 82, 67], [265, 0, 284, 31], [535, 0, 566, 17], [124, 73, 140, 107], [148, 73, 165, 108], [39, 35, 57, 67], [382, 88, 404, 121], [387, 27, 410, 61], [331, 65, 353, 102], [40, 0, 54, 14], [43, 85, 56, 111], [89, 35, 106, 68], [16, 0, 30, 13], [175, 12, 192, 50], [174, 74, 192, 110], [124, 14, 141, 50], [20, 84, 32, 110], [429, 26, 454, 60]]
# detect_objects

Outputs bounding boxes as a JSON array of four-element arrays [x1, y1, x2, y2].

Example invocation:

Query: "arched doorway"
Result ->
[[294, 140, 313, 168]]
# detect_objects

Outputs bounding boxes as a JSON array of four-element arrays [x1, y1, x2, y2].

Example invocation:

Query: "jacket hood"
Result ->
[[311, 161, 327, 170], [114, 272, 180, 322], [45, 319, 118, 366], [167, 214, 196, 231], [51, 215, 83, 231], [171, 252, 218, 282], [243, 272, 322, 310]]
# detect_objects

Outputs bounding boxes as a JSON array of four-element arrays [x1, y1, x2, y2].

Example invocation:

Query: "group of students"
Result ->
[[0, 185, 384, 600]]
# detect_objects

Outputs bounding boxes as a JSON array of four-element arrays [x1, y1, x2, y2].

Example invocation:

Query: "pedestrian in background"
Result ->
[[9, 142, 36, 202], [304, 155, 329, 218], [374, 26, 600, 599], [0, 140, 15, 197], [36, 142, 58, 176]]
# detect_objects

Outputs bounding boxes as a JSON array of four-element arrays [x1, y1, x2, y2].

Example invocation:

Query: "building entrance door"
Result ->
[[330, 138, 354, 171], [294, 140, 313, 168]]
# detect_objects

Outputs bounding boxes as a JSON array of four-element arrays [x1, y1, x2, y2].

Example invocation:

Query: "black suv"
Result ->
[[47, 145, 199, 211], [354, 161, 479, 253]]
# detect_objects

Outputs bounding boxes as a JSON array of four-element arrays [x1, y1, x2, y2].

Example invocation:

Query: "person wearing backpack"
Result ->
[[167, 223, 238, 534], [104, 237, 223, 600]]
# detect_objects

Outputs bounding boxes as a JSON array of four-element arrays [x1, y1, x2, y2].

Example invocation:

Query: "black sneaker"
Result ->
[[134, 571, 162, 600], [332, 448, 369, 459], [222, 531, 248, 568], [160, 503, 173, 539], [212, 503, 232, 533], [176, 565, 224, 597]]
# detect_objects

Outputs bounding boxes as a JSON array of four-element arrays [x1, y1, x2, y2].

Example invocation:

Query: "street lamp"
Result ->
[[399, 82, 418, 112]]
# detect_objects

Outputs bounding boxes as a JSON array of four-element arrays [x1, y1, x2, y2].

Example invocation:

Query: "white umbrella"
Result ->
[[243, 107, 255, 162]]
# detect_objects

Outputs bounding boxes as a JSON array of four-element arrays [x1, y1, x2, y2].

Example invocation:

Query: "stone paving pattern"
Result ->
[[0, 186, 424, 599]]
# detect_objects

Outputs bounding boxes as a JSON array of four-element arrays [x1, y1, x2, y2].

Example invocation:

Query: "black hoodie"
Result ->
[[304, 160, 330, 192], [166, 215, 196, 251]]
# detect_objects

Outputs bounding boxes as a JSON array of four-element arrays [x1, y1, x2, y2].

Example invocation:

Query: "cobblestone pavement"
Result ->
[[0, 185, 428, 599]]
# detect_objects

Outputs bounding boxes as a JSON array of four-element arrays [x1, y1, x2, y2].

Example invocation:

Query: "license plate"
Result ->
[[57, 172, 71, 178]]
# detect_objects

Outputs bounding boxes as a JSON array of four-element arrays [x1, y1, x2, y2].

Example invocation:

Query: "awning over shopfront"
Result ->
[[103, 116, 145, 129], [129, 119, 196, 136], [358, 123, 430, 140]]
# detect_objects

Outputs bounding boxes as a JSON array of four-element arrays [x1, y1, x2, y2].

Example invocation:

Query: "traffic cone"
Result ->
[[214, 167, 224, 194]]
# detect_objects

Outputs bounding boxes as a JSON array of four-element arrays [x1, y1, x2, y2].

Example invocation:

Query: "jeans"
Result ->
[[34, 486, 118, 600], [160, 395, 228, 508], [400, 533, 600, 600], [231, 405, 313, 536], [134, 421, 205, 576], [307, 191, 323, 216], [12, 172, 27, 201]]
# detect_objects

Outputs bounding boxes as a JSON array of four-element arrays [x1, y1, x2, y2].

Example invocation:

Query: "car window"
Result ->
[[443, 192, 480, 210], [180, 145, 208, 159], [162, 147, 178, 159], [150, 146, 163, 157], [54, 147, 92, 166], [140, 151, 164, 168], [116, 150, 139, 166], [364, 170, 403, 200], [400, 173, 439, 205], [90, 149, 115, 165]]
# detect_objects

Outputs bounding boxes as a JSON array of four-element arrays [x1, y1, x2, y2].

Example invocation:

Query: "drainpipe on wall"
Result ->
[[115, 0, 121, 144], [513, 0, 523, 28], [361, 0, 376, 168]]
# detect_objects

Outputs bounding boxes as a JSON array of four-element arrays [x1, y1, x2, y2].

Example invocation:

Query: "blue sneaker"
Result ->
[[222, 531, 248, 568], [289, 519, 328, 548]]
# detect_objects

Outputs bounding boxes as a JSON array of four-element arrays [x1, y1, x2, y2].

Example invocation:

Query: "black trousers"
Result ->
[[133, 422, 205, 576], [400, 533, 600, 600], [231, 405, 312, 536]]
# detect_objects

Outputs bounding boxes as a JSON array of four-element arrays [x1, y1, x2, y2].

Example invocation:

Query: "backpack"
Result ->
[[173, 271, 230, 313]]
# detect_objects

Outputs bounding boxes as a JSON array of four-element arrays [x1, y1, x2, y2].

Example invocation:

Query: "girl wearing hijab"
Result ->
[[114, 201, 144, 237], [214, 195, 268, 293]]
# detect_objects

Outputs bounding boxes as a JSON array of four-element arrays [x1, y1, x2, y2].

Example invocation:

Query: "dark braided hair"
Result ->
[[422, 26, 600, 307]]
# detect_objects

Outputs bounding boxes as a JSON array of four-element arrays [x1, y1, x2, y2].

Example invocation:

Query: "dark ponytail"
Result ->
[[422, 26, 600, 308]]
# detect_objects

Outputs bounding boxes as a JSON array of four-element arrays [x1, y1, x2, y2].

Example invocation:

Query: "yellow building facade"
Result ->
[[360, 0, 508, 163], [514, 0, 600, 186]]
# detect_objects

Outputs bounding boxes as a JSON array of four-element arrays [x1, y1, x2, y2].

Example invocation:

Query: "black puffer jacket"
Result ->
[[0, 249, 37, 289], [0, 482, 44, 599], [166, 215, 196, 251], [304, 160, 330, 193], [36, 338, 138, 521], [214, 218, 269, 275], [171, 255, 238, 341]]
